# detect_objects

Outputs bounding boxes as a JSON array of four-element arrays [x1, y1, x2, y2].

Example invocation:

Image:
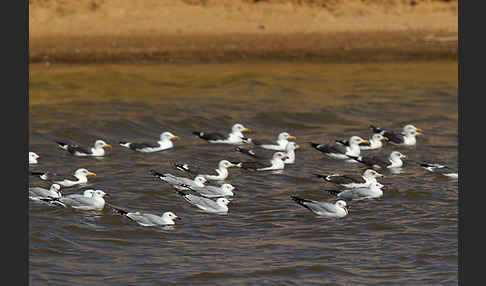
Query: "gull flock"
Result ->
[[29, 123, 458, 226]]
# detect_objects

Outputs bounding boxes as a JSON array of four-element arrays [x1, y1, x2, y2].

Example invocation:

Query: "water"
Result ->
[[29, 61, 458, 285]]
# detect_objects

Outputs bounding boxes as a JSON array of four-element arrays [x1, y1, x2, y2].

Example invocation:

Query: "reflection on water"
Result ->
[[30, 61, 457, 286]]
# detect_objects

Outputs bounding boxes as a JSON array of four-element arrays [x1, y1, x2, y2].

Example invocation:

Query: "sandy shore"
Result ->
[[29, 0, 458, 63]]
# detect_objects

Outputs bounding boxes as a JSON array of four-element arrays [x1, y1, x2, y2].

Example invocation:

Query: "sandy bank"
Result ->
[[29, 0, 458, 63]]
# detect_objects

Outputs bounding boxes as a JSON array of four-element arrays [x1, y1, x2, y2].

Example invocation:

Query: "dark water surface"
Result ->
[[29, 61, 458, 285]]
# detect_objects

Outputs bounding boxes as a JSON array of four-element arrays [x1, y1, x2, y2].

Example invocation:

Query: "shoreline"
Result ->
[[29, 0, 458, 64]]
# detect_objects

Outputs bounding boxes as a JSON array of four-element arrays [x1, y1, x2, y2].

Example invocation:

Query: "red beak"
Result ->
[[104, 193, 110, 197], [175, 216, 182, 220], [233, 186, 238, 191], [382, 185, 388, 189], [227, 201, 233, 205]]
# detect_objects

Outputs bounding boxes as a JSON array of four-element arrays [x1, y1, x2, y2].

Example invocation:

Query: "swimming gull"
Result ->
[[315, 169, 384, 188], [370, 124, 422, 146], [420, 162, 458, 179], [30, 168, 96, 187], [29, 152, 40, 164], [56, 139, 112, 156], [149, 170, 208, 190], [235, 141, 299, 164], [173, 160, 237, 181], [310, 136, 368, 159], [193, 123, 250, 145], [336, 133, 389, 150], [29, 184, 62, 201], [181, 183, 237, 198], [324, 182, 387, 200], [50, 189, 109, 211], [233, 151, 289, 171], [119, 131, 179, 153], [290, 196, 349, 218], [242, 132, 296, 151], [177, 190, 232, 214], [347, 151, 407, 169], [112, 206, 181, 226]]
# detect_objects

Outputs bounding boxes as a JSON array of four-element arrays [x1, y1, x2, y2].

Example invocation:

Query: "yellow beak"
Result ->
[[88, 172, 96, 176], [361, 140, 369, 144], [243, 128, 251, 132], [172, 136, 179, 141], [383, 137, 389, 141], [289, 136, 296, 140], [104, 144, 112, 148]]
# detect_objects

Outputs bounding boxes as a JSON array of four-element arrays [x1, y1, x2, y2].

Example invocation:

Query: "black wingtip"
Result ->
[[324, 190, 341, 196], [192, 131, 202, 137], [149, 169, 163, 177], [173, 163, 190, 172], [176, 190, 187, 197], [30, 171, 45, 176], [313, 173, 326, 179], [55, 141, 67, 146], [309, 142, 320, 149]]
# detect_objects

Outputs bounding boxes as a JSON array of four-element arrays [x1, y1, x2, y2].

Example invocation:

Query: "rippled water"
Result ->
[[29, 61, 458, 285]]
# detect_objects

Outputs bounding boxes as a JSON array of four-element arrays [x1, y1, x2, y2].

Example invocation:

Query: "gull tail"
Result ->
[[369, 124, 383, 134], [56, 141, 69, 150], [324, 190, 342, 196], [119, 141, 131, 148], [173, 163, 192, 173], [290, 195, 312, 206], [149, 169, 163, 177]]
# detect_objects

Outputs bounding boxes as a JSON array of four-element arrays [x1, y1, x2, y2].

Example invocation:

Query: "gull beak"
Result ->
[[104, 144, 112, 149], [361, 140, 369, 144], [233, 186, 238, 191], [289, 136, 296, 140], [231, 163, 237, 167], [382, 185, 388, 189], [104, 193, 110, 197], [416, 128, 422, 132], [227, 201, 233, 205], [172, 136, 179, 141], [377, 173, 384, 177], [243, 128, 251, 132], [382, 137, 389, 141], [88, 172, 96, 176], [401, 155, 407, 159], [175, 216, 182, 220]]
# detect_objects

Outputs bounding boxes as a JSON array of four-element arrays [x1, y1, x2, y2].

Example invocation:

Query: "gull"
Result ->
[[370, 124, 422, 145], [324, 182, 387, 200], [420, 162, 458, 179], [315, 169, 384, 188], [347, 151, 407, 169], [233, 151, 289, 171], [112, 206, 181, 226], [242, 132, 296, 151], [29, 184, 62, 201], [149, 170, 208, 190], [193, 123, 250, 144], [119, 131, 179, 153], [56, 139, 112, 156], [310, 136, 368, 159], [30, 168, 96, 187], [181, 183, 237, 198], [336, 133, 389, 150], [173, 160, 237, 181], [290, 196, 349, 218], [29, 152, 40, 164], [50, 189, 109, 211], [177, 191, 232, 214], [235, 141, 299, 164]]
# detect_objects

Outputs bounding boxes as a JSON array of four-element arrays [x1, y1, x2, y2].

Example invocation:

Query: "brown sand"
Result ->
[[29, 0, 458, 63]]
